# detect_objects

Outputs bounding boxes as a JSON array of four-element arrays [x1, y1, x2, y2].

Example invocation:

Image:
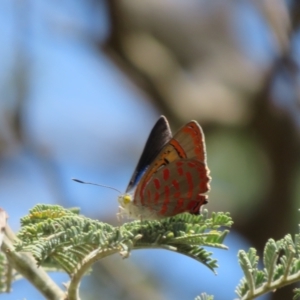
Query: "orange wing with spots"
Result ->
[[133, 120, 210, 218]]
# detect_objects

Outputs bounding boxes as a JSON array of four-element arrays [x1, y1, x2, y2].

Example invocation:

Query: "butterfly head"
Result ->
[[118, 193, 144, 219], [118, 193, 161, 219], [118, 194, 132, 207]]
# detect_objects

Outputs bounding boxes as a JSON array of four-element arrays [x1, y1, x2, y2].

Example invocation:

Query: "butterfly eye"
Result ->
[[123, 195, 132, 204]]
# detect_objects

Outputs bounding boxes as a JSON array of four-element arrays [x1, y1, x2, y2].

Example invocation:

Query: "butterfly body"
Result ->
[[118, 193, 162, 219], [119, 116, 210, 220]]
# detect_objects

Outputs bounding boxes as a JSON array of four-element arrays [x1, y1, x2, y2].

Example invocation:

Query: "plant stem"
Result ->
[[68, 248, 118, 300], [2, 226, 66, 300], [242, 271, 300, 300]]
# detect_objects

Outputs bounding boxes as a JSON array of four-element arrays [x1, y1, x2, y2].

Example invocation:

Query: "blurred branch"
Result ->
[[254, 0, 291, 54], [0, 209, 7, 248], [238, 0, 300, 243], [1, 224, 65, 300], [290, 0, 300, 29], [105, 0, 262, 125]]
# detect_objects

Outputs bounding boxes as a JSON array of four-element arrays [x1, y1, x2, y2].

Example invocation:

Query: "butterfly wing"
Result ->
[[141, 159, 209, 217], [171, 121, 207, 162], [126, 116, 172, 193], [133, 120, 210, 217]]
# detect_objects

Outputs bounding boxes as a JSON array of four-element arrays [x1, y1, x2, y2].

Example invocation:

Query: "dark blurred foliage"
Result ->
[[2, 0, 300, 299]]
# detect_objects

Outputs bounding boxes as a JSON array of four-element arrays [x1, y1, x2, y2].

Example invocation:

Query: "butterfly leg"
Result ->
[[117, 206, 127, 221]]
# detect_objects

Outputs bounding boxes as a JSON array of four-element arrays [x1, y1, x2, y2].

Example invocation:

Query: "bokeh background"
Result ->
[[1, 0, 300, 299]]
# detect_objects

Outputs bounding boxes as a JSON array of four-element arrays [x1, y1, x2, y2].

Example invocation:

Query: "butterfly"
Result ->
[[118, 116, 211, 219]]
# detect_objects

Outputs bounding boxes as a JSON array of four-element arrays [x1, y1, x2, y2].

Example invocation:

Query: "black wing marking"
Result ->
[[126, 116, 172, 192]]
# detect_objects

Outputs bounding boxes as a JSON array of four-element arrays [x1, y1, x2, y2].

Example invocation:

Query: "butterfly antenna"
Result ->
[[72, 178, 122, 194]]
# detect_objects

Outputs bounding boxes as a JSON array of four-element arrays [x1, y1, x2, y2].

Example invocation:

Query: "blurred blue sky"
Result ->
[[0, 1, 275, 299]]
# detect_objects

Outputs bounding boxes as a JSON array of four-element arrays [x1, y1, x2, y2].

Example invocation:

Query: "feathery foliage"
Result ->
[[294, 288, 300, 300], [236, 232, 300, 299], [15, 204, 232, 278], [6, 203, 300, 299]]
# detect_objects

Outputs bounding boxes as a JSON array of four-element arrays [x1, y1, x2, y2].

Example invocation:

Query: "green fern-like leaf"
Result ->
[[294, 233, 300, 256], [20, 204, 80, 226], [236, 248, 258, 297], [236, 223, 300, 300], [293, 288, 300, 300], [263, 239, 279, 284], [16, 204, 232, 278]]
